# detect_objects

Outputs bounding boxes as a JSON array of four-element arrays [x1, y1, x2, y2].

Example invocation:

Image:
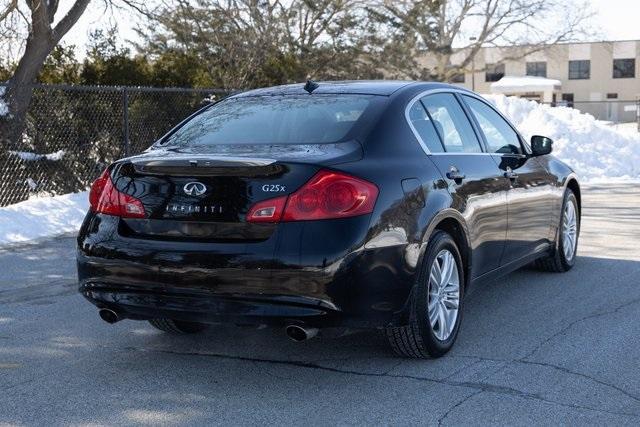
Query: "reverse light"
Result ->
[[89, 169, 146, 218], [246, 195, 287, 223], [246, 170, 378, 223]]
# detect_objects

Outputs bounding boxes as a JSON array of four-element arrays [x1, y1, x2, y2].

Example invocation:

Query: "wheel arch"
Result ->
[[565, 176, 581, 218], [422, 210, 472, 289]]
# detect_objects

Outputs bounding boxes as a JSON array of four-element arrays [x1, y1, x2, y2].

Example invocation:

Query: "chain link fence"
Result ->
[[2, 85, 637, 207], [549, 99, 640, 131], [0, 84, 230, 206]]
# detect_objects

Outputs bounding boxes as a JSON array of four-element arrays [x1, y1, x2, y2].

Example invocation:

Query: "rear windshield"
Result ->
[[161, 95, 373, 146]]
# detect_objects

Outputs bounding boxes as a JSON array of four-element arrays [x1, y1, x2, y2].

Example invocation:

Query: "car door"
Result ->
[[461, 95, 556, 265], [412, 92, 509, 278]]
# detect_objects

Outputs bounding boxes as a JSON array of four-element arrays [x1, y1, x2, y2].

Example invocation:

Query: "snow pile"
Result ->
[[0, 192, 88, 247], [9, 149, 66, 161], [491, 76, 561, 92], [1, 94, 639, 246], [0, 86, 7, 117], [483, 94, 640, 182]]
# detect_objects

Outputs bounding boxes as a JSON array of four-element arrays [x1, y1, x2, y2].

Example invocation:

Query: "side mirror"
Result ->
[[530, 135, 553, 156]]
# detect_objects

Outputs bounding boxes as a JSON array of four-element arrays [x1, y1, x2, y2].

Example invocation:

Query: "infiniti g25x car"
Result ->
[[77, 81, 581, 358]]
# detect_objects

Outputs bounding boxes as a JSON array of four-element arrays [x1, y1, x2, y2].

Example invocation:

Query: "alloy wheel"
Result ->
[[562, 201, 578, 261], [428, 249, 460, 341]]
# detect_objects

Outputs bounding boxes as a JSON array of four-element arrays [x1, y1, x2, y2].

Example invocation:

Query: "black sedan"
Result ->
[[77, 81, 580, 358]]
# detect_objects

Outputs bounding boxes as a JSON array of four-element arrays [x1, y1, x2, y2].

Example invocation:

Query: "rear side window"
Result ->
[[161, 95, 373, 146], [421, 94, 482, 153], [408, 102, 445, 153], [463, 96, 522, 154]]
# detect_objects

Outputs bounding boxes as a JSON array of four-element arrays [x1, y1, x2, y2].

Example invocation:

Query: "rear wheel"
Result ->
[[535, 189, 579, 272], [148, 318, 208, 334], [385, 230, 464, 359]]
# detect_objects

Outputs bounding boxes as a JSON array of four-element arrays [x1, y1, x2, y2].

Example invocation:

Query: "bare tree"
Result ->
[[137, 0, 371, 89], [373, 0, 594, 81], [0, 0, 91, 148], [271, 0, 374, 80]]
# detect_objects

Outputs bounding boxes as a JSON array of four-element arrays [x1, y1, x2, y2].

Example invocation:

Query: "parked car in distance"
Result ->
[[77, 81, 581, 358]]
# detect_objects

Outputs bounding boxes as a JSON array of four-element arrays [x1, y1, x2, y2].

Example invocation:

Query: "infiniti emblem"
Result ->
[[183, 181, 207, 196]]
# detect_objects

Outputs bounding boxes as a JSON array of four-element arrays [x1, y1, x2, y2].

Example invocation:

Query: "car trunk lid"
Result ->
[[111, 142, 362, 241]]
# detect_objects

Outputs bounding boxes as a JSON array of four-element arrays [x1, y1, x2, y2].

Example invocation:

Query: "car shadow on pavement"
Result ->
[[2, 255, 640, 425]]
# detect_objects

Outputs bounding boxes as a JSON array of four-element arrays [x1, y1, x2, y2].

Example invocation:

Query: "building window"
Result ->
[[568, 60, 590, 79], [607, 93, 618, 99], [561, 93, 574, 107], [485, 64, 505, 82], [526, 61, 547, 77], [613, 58, 635, 78]]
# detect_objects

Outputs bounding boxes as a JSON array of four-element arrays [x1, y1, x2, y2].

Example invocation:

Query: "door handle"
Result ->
[[446, 167, 466, 183], [504, 168, 518, 180]]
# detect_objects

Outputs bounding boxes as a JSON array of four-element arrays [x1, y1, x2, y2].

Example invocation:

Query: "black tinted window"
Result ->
[[408, 102, 445, 153], [162, 95, 372, 146], [569, 60, 590, 79], [421, 94, 482, 153], [526, 61, 547, 77], [463, 96, 522, 154], [613, 58, 635, 78]]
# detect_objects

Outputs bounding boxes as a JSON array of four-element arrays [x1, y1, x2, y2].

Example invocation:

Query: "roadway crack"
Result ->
[[518, 359, 640, 403], [437, 390, 483, 426], [451, 354, 640, 404], [120, 346, 640, 418], [521, 260, 640, 364]]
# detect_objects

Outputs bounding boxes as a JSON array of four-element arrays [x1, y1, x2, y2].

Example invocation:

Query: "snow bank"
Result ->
[[483, 95, 640, 182], [0, 94, 638, 246], [8, 149, 66, 161], [491, 76, 561, 92], [0, 192, 88, 247]]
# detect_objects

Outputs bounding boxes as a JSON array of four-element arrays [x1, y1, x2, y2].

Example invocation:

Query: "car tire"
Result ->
[[385, 230, 464, 359], [148, 318, 208, 334], [535, 189, 579, 273]]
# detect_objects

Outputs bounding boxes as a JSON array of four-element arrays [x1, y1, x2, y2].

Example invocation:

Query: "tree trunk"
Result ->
[[0, 30, 54, 205], [0, 33, 53, 152]]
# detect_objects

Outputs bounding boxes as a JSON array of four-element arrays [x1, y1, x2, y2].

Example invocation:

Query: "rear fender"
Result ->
[[391, 209, 471, 326]]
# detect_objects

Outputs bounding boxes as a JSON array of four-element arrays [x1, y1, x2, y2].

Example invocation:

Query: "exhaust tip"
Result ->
[[285, 325, 318, 342], [98, 308, 119, 324]]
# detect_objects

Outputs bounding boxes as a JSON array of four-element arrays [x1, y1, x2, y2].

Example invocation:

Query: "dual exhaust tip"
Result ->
[[98, 309, 317, 341], [98, 308, 120, 324], [285, 325, 318, 342]]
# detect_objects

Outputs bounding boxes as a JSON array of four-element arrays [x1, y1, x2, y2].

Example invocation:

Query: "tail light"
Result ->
[[247, 170, 378, 223], [89, 169, 146, 218]]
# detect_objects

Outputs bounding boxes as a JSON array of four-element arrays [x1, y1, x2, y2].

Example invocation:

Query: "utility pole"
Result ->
[[636, 97, 640, 133], [469, 37, 478, 92]]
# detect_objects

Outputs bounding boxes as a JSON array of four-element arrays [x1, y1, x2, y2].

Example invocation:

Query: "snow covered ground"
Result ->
[[0, 192, 88, 247], [1, 95, 638, 246], [484, 94, 640, 182]]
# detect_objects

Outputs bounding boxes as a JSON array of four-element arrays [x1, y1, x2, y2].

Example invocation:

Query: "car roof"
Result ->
[[230, 80, 460, 97]]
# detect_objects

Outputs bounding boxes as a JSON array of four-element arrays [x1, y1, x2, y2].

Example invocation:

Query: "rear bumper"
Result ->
[[77, 213, 416, 328], [80, 281, 343, 328]]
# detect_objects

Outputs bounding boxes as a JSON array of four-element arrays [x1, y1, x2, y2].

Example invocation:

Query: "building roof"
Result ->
[[490, 76, 562, 93]]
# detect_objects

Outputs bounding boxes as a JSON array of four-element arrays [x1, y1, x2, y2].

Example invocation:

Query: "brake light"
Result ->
[[246, 170, 378, 223], [89, 169, 146, 218]]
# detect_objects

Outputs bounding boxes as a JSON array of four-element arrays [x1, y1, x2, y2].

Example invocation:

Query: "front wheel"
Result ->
[[535, 189, 579, 272], [385, 230, 464, 359]]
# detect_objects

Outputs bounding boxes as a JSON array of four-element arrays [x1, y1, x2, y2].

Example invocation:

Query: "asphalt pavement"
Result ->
[[1, 184, 639, 425]]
